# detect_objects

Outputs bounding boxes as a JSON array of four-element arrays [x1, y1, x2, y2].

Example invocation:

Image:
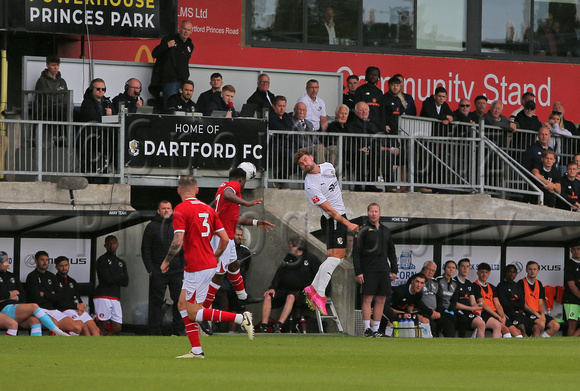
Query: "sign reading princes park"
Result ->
[[125, 115, 266, 170], [24, 0, 175, 37]]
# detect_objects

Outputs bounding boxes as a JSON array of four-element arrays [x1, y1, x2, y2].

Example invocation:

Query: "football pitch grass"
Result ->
[[4, 333, 579, 390]]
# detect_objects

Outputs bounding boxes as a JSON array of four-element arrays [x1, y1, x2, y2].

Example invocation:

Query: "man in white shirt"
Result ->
[[297, 79, 328, 131]]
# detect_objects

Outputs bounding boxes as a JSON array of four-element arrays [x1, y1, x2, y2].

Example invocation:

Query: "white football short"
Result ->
[[62, 309, 94, 323], [93, 298, 123, 324], [210, 237, 237, 274], [182, 268, 215, 304]]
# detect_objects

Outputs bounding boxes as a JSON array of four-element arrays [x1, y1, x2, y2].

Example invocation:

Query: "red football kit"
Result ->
[[213, 180, 242, 239]]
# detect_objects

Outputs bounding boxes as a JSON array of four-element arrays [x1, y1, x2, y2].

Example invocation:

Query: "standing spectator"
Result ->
[[435, 260, 459, 337], [112, 78, 143, 114], [246, 74, 276, 113], [165, 80, 197, 113], [522, 125, 554, 172], [353, 203, 397, 338], [268, 96, 293, 130], [453, 98, 473, 122], [468, 95, 488, 123], [54, 256, 100, 336], [207, 84, 238, 117], [354, 66, 384, 131], [382, 76, 406, 134], [392, 73, 416, 116], [34, 55, 68, 120], [297, 79, 328, 131], [420, 86, 454, 125], [343, 75, 358, 110], [160, 176, 254, 358], [575, 154, 580, 180], [94, 235, 129, 336], [197, 73, 223, 116], [563, 241, 580, 336], [515, 100, 542, 131], [259, 235, 320, 333], [80, 78, 112, 122], [531, 150, 561, 207], [484, 100, 517, 133], [518, 261, 560, 337], [25, 250, 83, 335], [151, 20, 194, 106], [557, 161, 580, 210], [141, 200, 185, 336], [509, 92, 535, 120], [308, 6, 341, 44]]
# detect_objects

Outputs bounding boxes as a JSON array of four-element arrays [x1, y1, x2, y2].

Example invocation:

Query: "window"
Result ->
[[307, 0, 358, 45], [416, 0, 466, 51], [362, 0, 413, 48], [250, 0, 304, 43], [482, 0, 531, 55], [533, 0, 579, 57]]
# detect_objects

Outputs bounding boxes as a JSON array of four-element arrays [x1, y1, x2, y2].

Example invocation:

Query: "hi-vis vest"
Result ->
[[522, 278, 540, 312], [475, 280, 496, 311]]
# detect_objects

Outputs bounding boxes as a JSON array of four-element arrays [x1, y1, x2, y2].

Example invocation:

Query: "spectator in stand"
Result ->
[[435, 260, 459, 337], [246, 74, 276, 114], [151, 20, 194, 106], [515, 100, 542, 132], [165, 80, 197, 113], [484, 100, 517, 133], [112, 78, 143, 114], [94, 235, 129, 336], [290, 102, 325, 163], [453, 98, 473, 122], [268, 96, 294, 185], [420, 86, 454, 126], [354, 67, 384, 131], [197, 73, 223, 116], [454, 258, 486, 338], [382, 76, 406, 134], [522, 125, 553, 172], [547, 112, 573, 138], [353, 203, 398, 338], [34, 55, 68, 120], [563, 241, 580, 336], [509, 92, 535, 121], [343, 75, 359, 110], [207, 84, 238, 117], [297, 79, 328, 131], [308, 5, 342, 45], [80, 78, 112, 122], [557, 161, 580, 211], [392, 73, 416, 116], [531, 150, 561, 207], [326, 104, 349, 134], [268, 96, 293, 130], [575, 154, 580, 180], [259, 236, 320, 333], [468, 95, 488, 123], [496, 264, 526, 336], [518, 261, 560, 337], [552, 102, 579, 136]]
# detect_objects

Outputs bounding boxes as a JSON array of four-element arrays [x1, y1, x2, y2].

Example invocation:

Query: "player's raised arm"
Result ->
[[238, 216, 275, 232], [319, 201, 359, 232], [223, 187, 263, 207]]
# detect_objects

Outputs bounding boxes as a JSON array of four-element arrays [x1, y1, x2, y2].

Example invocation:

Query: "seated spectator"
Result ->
[[246, 74, 276, 114], [326, 104, 349, 133], [25, 250, 84, 335], [382, 76, 406, 134], [552, 102, 580, 136], [290, 102, 334, 167], [354, 67, 384, 131], [268, 96, 293, 130], [557, 161, 580, 211], [454, 258, 486, 338], [112, 78, 144, 114], [517, 261, 560, 337], [497, 264, 526, 337], [468, 95, 488, 123], [80, 78, 112, 122], [563, 241, 580, 336], [420, 86, 454, 126], [472, 262, 521, 338], [484, 100, 517, 133], [343, 75, 358, 110], [515, 100, 542, 132], [34, 55, 68, 120], [259, 236, 321, 333], [453, 98, 473, 123], [392, 74, 416, 116], [522, 125, 553, 172], [435, 260, 459, 337], [207, 84, 238, 117], [531, 150, 561, 207], [509, 92, 535, 121], [0, 252, 69, 336], [297, 79, 328, 131], [165, 80, 197, 113], [197, 72, 223, 116]]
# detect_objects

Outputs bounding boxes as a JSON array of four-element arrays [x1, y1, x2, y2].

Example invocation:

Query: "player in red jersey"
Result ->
[[202, 168, 274, 316], [161, 176, 254, 359]]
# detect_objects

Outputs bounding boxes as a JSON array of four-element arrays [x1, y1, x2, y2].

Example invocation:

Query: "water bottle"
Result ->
[[299, 317, 307, 334]]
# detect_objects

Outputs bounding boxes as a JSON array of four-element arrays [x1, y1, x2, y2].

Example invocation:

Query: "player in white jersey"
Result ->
[[294, 148, 359, 315]]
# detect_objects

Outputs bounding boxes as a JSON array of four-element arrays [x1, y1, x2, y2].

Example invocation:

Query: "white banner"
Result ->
[[20, 238, 91, 283], [506, 247, 565, 288], [441, 245, 502, 285], [393, 245, 433, 286]]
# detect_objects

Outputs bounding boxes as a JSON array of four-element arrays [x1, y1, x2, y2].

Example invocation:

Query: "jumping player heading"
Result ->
[[294, 148, 359, 315]]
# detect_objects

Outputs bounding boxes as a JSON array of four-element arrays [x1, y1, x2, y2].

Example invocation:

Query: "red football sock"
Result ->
[[198, 308, 237, 323], [203, 282, 220, 308], [227, 269, 245, 292], [182, 315, 200, 349]]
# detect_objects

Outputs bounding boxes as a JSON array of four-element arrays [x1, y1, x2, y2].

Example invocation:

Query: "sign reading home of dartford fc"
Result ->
[[125, 114, 266, 170], [23, 0, 176, 38]]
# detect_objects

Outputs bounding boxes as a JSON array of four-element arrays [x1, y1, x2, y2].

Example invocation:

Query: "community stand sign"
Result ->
[[125, 114, 266, 170]]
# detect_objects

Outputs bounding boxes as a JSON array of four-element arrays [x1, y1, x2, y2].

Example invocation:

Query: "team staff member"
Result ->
[[54, 256, 100, 336], [94, 235, 129, 336], [160, 176, 253, 359], [496, 264, 526, 335], [353, 203, 397, 338], [295, 148, 359, 315], [564, 241, 580, 336], [112, 78, 143, 114], [453, 258, 485, 338], [435, 260, 459, 337], [142, 200, 185, 336]]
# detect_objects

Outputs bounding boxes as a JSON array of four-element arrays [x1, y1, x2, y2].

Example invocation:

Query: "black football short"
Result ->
[[361, 271, 392, 297], [321, 214, 348, 250]]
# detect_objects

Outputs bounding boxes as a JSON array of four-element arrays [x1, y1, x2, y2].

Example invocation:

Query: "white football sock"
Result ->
[[312, 257, 341, 296]]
